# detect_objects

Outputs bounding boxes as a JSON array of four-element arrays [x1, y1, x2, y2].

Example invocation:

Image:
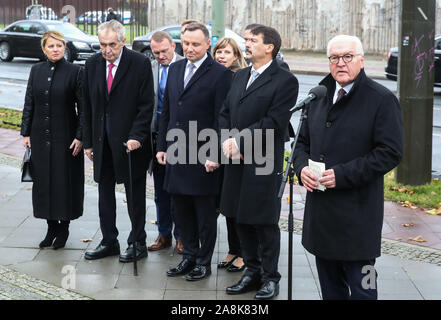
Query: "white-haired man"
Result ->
[[293, 35, 403, 300], [83, 20, 154, 262]]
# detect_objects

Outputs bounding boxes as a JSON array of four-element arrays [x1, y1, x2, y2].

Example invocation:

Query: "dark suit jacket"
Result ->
[[157, 54, 232, 195], [83, 47, 154, 183], [219, 60, 299, 225], [293, 69, 404, 261]]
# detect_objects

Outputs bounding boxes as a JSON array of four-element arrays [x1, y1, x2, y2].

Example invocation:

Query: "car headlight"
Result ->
[[72, 41, 90, 49]]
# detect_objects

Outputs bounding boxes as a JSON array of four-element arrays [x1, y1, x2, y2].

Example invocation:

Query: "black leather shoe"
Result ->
[[167, 258, 195, 277], [218, 255, 237, 269], [84, 241, 120, 260], [53, 221, 70, 250], [255, 281, 279, 300], [226, 274, 261, 295], [227, 263, 245, 272], [186, 265, 211, 281], [119, 242, 148, 263]]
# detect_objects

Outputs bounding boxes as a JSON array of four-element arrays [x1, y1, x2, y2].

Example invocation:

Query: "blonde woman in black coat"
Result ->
[[21, 30, 84, 249], [213, 37, 247, 272]]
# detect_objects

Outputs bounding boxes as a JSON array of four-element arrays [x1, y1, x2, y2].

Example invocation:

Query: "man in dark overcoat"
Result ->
[[148, 31, 184, 254], [156, 23, 232, 281], [219, 25, 299, 300], [293, 35, 404, 300], [82, 20, 154, 262]]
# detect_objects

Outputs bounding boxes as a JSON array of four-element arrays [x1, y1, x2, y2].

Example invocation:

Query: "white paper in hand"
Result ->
[[308, 159, 326, 191]]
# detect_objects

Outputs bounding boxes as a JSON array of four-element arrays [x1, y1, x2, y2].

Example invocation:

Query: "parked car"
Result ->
[[385, 34, 441, 86], [132, 24, 245, 60], [0, 20, 100, 62]]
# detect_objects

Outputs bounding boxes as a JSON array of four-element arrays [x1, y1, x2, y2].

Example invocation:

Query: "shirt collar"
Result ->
[[335, 81, 354, 94], [161, 53, 177, 69], [251, 59, 273, 76], [106, 48, 124, 68], [186, 53, 208, 70]]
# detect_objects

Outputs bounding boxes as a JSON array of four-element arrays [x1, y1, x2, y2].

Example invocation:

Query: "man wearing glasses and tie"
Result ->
[[293, 35, 404, 300]]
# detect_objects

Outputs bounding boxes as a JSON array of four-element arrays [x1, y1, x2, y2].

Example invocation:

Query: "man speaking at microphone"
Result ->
[[293, 35, 403, 300], [219, 25, 298, 300]]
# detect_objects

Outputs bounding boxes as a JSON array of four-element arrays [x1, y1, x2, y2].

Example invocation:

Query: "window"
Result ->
[[9, 23, 33, 33], [165, 27, 181, 40], [30, 23, 45, 35]]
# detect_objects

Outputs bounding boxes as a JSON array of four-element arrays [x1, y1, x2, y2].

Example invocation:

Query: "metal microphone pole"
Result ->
[[278, 102, 310, 300]]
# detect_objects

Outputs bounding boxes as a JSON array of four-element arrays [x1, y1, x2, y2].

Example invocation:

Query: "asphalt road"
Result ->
[[0, 59, 440, 177]]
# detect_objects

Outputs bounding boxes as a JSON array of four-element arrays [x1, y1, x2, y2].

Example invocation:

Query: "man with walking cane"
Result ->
[[82, 20, 154, 263]]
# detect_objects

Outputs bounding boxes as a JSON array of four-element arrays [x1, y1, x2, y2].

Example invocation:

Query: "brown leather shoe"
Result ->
[[148, 235, 172, 251], [176, 238, 184, 254]]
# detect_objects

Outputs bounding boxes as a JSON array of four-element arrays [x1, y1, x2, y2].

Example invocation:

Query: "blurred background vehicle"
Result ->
[[385, 34, 441, 86], [0, 20, 100, 62]]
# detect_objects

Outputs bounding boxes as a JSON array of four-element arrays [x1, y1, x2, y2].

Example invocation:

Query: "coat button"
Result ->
[[51, 67, 54, 71], [319, 154, 325, 161], [98, 137, 102, 142], [48, 77, 51, 81], [45, 90, 49, 95], [326, 121, 332, 128], [176, 122, 180, 126], [45, 129, 50, 134], [178, 101, 182, 106], [46, 141, 50, 146]]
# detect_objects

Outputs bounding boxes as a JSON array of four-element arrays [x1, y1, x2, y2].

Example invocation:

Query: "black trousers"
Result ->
[[315, 256, 378, 300], [226, 217, 241, 257], [98, 136, 147, 246], [172, 194, 217, 266], [236, 223, 281, 283]]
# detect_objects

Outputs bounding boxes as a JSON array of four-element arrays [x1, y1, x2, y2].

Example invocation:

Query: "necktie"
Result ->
[[107, 63, 115, 94], [184, 63, 196, 88], [157, 65, 168, 116], [246, 69, 259, 89], [335, 88, 346, 103], [159, 65, 168, 99]]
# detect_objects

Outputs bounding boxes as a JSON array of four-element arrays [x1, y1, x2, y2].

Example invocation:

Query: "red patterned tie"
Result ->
[[336, 88, 346, 103], [107, 63, 115, 94]]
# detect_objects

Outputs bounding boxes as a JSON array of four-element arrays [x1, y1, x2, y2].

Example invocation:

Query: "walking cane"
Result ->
[[123, 142, 138, 276]]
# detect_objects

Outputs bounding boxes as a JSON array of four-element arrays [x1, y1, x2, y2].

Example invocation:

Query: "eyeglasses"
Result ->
[[328, 54, 362, 64]]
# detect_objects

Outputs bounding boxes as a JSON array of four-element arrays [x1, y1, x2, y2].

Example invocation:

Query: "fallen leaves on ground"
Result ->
[[401, 200, 418, 210], [426, 207, 441, 215], [81, 238, 93, 243], [408, 235, 427, 243], [402, 223, 415, 227]]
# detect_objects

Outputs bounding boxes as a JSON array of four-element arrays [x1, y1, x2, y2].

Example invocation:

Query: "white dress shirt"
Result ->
[[184, 53, 208, 80], [106, 49, 124, 80], [246, 59, 273, 88], [159, 52, 178, 83]]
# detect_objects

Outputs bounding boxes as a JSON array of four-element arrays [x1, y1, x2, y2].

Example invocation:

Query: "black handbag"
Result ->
[[21, 146, 33, 182]]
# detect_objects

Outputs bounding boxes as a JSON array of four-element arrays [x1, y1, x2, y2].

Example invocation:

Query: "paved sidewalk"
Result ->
[[1, 126, 441, 300]]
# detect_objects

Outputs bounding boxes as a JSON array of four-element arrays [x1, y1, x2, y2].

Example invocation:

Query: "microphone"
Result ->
[[290, 85, 327, 112]]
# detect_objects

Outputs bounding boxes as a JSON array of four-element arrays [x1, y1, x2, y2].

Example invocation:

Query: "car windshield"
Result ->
[[45, 23, 85, 38]]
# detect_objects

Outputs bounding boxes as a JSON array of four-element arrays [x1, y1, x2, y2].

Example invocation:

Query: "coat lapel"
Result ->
[[240, 60, 277, 100], [97, 55, 108, 100], [181, 55, 213, 95]]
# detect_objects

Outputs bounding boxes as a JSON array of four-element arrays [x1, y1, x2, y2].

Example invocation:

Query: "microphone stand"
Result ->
[[278, 102, 310, 300]]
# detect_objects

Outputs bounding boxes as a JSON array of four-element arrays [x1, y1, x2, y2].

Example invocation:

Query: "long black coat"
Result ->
[[293, 70, 404, 261], [218, 60, 299, 225], [157, 55, 232, 195], [82, 47, 154, 183], [21, 58, 84, 221]]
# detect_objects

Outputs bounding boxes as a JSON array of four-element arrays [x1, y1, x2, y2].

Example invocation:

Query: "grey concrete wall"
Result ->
[[147, 0, 441, 54]]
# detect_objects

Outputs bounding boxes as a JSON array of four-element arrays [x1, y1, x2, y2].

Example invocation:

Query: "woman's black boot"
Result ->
[[39, 220, 58, 248], [53, 221, 70, 250]]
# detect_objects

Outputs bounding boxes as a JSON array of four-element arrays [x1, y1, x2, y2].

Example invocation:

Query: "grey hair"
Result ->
[[98, 20, 126, 42], [327, 35, 364, 57]]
